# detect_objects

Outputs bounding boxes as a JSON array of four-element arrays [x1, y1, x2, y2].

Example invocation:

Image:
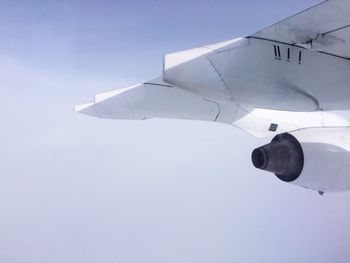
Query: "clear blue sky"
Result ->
[[0, 0, 321, 82], [1, 1, 350, 262]]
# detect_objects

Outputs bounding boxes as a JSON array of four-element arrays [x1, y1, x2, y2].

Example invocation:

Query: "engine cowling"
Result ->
[[251, 128, 350, 192]]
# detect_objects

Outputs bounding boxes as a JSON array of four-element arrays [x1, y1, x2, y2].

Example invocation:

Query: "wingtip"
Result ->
[[74, 102, 94, 112], [74, 102, 100, 117]]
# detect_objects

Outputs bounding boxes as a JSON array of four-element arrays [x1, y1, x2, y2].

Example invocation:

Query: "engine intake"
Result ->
[[251, 133, 304, 182]]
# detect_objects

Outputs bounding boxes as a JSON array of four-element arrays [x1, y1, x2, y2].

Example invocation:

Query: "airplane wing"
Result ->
[[76, 77, 349, 138], [250, 0, 350, 59], [76, 0, 350, 193], [75, 77, 235, 123], [76, 0, 350, 138], [163, 0, 350, 113]]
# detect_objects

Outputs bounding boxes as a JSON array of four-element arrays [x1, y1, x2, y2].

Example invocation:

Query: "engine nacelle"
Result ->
[[252, 128, 350, 192]]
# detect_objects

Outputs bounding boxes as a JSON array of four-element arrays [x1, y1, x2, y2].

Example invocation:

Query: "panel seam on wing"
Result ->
[[206, 56, 232, 102], [203, 98, 221, 122]]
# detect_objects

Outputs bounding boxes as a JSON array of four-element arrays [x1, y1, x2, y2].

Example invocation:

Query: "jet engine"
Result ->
[[251, 128, 350, 193]]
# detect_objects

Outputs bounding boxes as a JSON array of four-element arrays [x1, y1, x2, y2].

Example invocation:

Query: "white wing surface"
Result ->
[[76, 0, 350, 138], [250, 0, 350, 58], [75, 78, 223, 122], [76, 77, 350, 138], [232, 105, 350, 137]]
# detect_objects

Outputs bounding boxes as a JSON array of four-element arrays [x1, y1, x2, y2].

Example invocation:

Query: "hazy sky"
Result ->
[[1, 1, 350, 262]]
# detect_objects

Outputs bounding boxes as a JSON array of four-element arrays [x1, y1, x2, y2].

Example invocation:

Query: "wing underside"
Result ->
[[76, 0, 350, 137], [250, 0, 350, 59], [75, 78, 222, 122], [76, 78, 350, 137]]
